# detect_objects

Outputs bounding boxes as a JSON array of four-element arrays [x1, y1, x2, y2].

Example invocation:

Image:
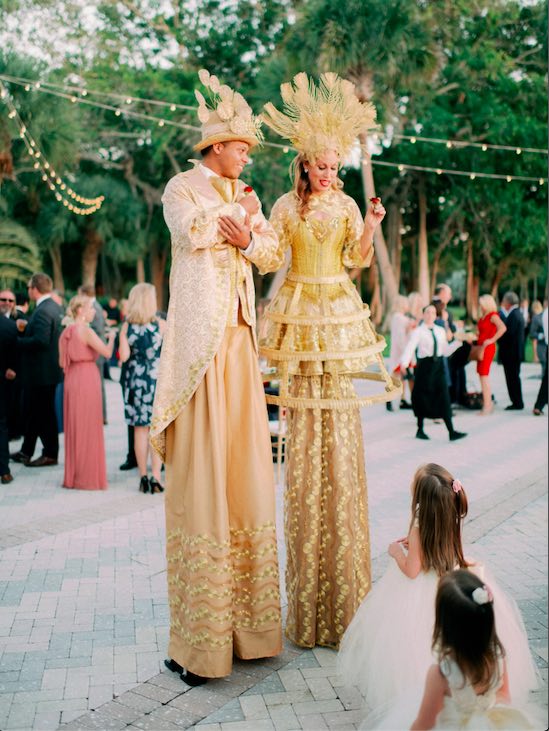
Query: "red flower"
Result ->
[[369, 196, 381, 204], [244, 185, 253, 193]]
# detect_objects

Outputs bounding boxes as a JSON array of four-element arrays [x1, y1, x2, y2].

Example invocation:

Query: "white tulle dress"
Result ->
[[337, 560, 540, 723], [369, 657, 544, 731]]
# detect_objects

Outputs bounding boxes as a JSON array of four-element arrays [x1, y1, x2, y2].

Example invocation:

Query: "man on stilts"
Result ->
[[151, 69, 282, 685]]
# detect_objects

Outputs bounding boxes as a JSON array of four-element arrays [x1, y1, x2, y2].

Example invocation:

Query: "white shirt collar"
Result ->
[[36, 293, 52, 307], [199, 163, 220, 180]]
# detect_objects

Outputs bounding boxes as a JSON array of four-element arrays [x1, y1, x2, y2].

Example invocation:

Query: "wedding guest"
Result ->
[[400, 305, 466, 441], [59, 295, 116, 490], [0, 289, 16, 318], [14, 290, 30, 319], [0, 315, 18, 483], [475, 295, 507, 415], [119, 283, 165, 494], [498, 291, 525, 410], [533, 305, 548, 416], [529, 300, 547, 374], [11, 273, 63, 467], [387, 295, 413, 411], [78, 284, 108, 418], [0, 289, 24, 440]]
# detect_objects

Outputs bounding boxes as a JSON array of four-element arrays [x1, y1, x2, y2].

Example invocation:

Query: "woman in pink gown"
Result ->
[[59, 295, 116, 490]]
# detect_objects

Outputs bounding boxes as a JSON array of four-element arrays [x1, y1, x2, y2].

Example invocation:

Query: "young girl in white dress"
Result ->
[[337, 463, 538, 722], [409, 570, 543, 730]]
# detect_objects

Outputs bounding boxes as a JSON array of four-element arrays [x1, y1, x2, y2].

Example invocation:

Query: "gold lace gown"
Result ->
[[259, 189, 400, 648]]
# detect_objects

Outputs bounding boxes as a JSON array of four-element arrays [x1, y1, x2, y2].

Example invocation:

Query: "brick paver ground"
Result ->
[[0, 361, 546, 730]]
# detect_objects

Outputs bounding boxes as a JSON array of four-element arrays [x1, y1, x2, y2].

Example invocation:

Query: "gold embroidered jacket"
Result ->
[[151, 165, 279, 458]]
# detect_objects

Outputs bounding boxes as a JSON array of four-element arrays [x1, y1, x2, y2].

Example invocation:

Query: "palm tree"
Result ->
[[288, 0, 440, 316], [0, 218, 41, 285]]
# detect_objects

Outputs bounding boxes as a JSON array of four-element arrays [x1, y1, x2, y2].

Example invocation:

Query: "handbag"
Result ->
[[468, 343, 484, 362]]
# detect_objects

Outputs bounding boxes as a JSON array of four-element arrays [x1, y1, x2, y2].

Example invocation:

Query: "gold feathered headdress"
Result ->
[[262, 72, 378, 161], [193, 69, 263, 151]]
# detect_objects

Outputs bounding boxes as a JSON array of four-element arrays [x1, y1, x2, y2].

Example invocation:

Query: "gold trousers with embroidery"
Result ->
[[284, 374, 371, 649], [164, 320, 282, 678]]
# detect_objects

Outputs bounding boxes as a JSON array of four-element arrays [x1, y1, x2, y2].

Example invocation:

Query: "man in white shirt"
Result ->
[[401, 304, 466, 441]]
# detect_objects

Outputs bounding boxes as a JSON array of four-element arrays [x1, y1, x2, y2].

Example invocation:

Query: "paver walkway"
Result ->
[[0, 362, 546, 730]]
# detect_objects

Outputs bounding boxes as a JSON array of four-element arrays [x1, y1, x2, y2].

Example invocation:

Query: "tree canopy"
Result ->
[[0, 0, 546, 316]]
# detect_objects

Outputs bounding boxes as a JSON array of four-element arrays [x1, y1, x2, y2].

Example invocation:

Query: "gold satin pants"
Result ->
[[284, 373, 371, 649], [164, 319, 282, 678]]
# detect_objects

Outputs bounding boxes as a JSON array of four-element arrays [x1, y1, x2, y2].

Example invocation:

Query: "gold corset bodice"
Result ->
[[289, 217, 347, 278]]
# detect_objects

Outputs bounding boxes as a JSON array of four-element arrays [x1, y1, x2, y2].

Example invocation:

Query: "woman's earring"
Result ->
[[304, 169, 309, 174]]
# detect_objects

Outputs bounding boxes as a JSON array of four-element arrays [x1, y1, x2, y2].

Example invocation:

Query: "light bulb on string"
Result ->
[[169, 104, 176, 112]]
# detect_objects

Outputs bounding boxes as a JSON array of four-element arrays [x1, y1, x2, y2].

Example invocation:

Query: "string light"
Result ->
[[2, 72, 547, 160], [395, 132, 545, 156], [0, 81, 104, 215], [370, 159, 546, 184], [1, 75, 546, 190]]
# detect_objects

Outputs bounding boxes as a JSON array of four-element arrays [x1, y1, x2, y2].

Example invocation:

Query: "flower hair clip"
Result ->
[[452, 479, 463, 494], [472, 585, 493, 605]]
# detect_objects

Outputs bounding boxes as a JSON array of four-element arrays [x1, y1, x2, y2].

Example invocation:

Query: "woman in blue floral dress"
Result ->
[[120, 283, 165, 493]]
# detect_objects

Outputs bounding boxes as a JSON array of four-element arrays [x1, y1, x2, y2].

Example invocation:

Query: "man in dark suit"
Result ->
[[11, 272, 63, 466], [0, 315, 18, 483], [498, 291, 525, 410]]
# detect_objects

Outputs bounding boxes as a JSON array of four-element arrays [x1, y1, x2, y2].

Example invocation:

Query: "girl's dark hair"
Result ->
[[410, 463, 468, 575], [433, 570, 505, 689]]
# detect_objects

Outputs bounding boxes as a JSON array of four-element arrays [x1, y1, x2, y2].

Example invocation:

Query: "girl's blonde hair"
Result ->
[[410, 463, 469, 576], [478, 294, 498, 315], [291, 152, 342, 219], [531, 300, 543, 316], [126, 283, 157, 325]]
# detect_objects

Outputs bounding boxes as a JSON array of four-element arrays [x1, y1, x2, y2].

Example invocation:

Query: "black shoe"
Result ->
[[416, 429, 429, 440], [449, 431, 467, 441], [1, 473, 13, 485], [119, 458, 137, 471], [28, 456, 58, 467], [164, 658, 184, 674], [139, 475, 150, 494], [386, 401, 393, 412], [181, 670, 208, 687], [164, 658, 208, 686], [400, 399, 413, 410], [149, 477, 164, 494], [10, 451, 30, 465], [505, 404, 524, 411]]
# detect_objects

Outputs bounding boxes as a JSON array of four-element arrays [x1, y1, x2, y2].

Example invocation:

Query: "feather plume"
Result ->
[[262, 72, 378, 161]]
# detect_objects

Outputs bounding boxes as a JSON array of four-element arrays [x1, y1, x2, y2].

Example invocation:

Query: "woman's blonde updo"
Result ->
[[63, 294, 91, 326]]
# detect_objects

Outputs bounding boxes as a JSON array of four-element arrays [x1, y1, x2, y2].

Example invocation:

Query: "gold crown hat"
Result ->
[[262, 72, 378, 161], [193, 69, 264, 151]]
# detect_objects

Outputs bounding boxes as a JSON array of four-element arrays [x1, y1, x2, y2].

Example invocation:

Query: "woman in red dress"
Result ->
[[59, 295, 116, 489], [476, 294, 507, 415]]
